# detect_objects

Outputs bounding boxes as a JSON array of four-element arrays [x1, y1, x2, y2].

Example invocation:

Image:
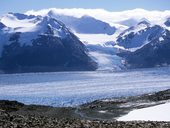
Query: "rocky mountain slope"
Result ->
[[0, 14, 97, 73], [119, 29, 170, 68], [117, 21, 165, 49]]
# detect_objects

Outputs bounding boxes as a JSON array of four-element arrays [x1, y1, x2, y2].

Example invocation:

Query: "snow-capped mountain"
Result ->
[[0, 14, 97, 73], [1, 9, 170, 72], [116, 19, 170, 69], [119, 29, 170, 68], [48, 11, 116, 35], [117, 21, 166, 49]]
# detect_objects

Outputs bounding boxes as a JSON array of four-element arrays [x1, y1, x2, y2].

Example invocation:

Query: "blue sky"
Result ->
[[0, 0, 170, 15]]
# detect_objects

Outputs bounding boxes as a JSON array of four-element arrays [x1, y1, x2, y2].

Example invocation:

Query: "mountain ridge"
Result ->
[[0, 15, 97, 73], [0, 10, 170, 72]]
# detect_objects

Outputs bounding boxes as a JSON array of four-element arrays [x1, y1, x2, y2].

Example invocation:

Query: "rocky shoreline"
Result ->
[[1, 89, 170, 128]]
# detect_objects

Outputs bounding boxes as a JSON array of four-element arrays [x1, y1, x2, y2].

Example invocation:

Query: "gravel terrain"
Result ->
[[1, 89, 170, 128]]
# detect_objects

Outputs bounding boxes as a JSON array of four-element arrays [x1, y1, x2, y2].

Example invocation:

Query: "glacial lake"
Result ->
[[1, 67, 170, 107]]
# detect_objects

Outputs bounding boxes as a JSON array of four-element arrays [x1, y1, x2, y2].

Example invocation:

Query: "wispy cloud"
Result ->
[[26, 8, 170, 25]]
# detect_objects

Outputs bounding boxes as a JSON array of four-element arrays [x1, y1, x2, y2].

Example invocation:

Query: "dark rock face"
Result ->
[[0, 17, 97, 73], [119, 30, 170, 68], [0, 34, 97, 73], [0, 22, 6, 29], [165, 18, 170, 27]]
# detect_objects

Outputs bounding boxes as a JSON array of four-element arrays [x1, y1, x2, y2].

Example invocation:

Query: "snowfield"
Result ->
[[118, 102, 170, 121], [1, 67, 170, 107], [75, 33, 118, 45]]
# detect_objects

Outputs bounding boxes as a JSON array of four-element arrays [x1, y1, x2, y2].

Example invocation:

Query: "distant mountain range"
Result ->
[[0, 9, 170, 72], [48, 10, 116, 35]]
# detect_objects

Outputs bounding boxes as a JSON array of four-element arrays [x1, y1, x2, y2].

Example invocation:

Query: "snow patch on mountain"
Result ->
[[159, 37, 164, 42], [119, 21, 150, 38], [0, 13, 38, 28], [118, 102, 170, 121], [75, 33, 117, 45], [0, 15, 72, 48]]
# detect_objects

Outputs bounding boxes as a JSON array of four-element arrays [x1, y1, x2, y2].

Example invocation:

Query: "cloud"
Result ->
[[25, 8, 170, 26]]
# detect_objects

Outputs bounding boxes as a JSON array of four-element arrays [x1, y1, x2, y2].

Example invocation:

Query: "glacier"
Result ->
[[1, 67, 170, 107]]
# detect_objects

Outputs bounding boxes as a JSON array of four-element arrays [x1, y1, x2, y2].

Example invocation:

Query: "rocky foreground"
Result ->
[[1, 110, 170, 128], [1, 89, 170, 128]]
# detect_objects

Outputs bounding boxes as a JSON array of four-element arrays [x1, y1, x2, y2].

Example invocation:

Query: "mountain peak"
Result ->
[[117, 23, 166, 49], [47, 10, 57, 17], [38, 16, 64, 27], [137, 20, 151, 26]]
